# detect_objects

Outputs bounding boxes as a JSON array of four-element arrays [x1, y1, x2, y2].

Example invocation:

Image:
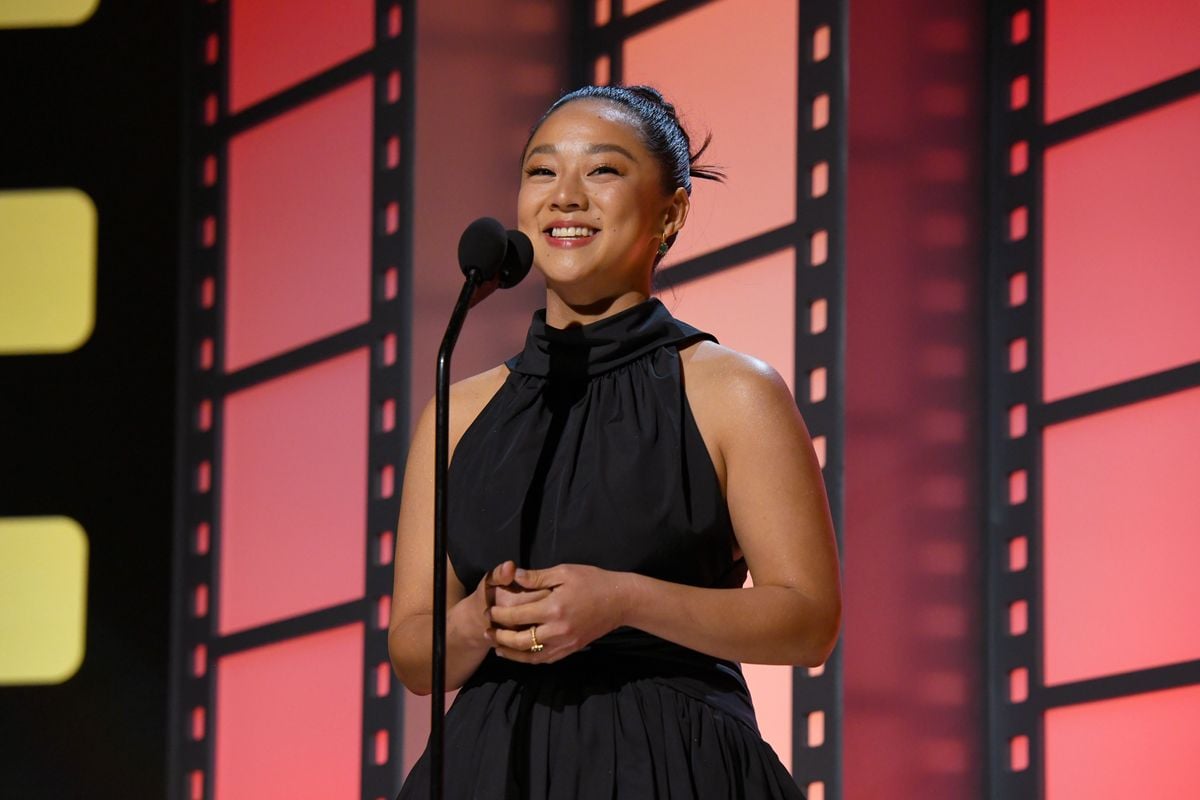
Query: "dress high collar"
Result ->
[[507, 298, 714, 378]]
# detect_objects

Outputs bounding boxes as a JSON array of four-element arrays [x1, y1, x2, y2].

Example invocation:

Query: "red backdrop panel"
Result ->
[[1044, 0, 1200, 121], [1045, 683, 1200, 798], [226, 77, 373, 371], [220, 349, 369, 634], [229, 0, 375, 112], [623, 0, 798, 264], [1042, 94, 1200, 401], [623, 0, 666, 16], [214, 624, 364, 799], [659, 249, 797, 391], [1043, 384, 1200, 685]]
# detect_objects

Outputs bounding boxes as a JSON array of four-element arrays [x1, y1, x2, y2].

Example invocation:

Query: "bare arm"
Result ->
[[623, 349, 841, 665], [490, 346, 842, 667], [387, 368, 513, 695]]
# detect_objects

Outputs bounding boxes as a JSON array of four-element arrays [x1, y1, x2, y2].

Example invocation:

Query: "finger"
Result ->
[[493, 645, 538, 664], [489, 598, 551, 628], [513, 566, 562, 590], [486, 560, 516, 587], [492, 587, 551, 608], [489, 625, 534, 651], [490, 623, 552, 652]]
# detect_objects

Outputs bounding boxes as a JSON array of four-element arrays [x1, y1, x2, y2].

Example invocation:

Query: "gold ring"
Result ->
[[529, 625, 544, 653]]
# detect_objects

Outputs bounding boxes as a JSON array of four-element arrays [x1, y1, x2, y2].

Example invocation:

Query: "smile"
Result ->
[[548, 226, 598, 239], [543, 225, 599, 249]]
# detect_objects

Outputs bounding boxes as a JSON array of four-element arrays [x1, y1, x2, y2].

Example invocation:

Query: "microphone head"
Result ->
[[457, 217, 508, 281], [498, 229, 534, 288]]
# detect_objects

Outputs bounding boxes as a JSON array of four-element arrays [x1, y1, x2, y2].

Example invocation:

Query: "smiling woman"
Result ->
[[389, 85, 841, 799]]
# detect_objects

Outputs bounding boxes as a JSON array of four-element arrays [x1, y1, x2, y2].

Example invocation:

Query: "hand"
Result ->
[[485, 564, 630, 664], [467, 561, 549, 642]]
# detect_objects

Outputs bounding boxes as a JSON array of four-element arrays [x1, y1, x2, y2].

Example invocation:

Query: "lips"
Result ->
[[548, 225, 597, 238], [543, 222, 599, 249]]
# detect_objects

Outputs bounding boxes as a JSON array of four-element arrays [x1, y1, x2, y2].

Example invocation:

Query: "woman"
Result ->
[[389, 85, 841, 799]]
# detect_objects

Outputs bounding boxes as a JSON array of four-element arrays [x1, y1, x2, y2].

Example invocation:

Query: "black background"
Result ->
[[0, 2, 182, 796]]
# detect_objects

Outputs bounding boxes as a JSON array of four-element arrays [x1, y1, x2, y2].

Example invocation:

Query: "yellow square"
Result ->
[[0, 188, 97, 354], [0, 516, 89, 684], [0, 0, 99, 29]]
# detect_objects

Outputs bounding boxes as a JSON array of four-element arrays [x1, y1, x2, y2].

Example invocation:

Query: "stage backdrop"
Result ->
[[985, 0, 1200, 797], [171, 0, 848, 797]]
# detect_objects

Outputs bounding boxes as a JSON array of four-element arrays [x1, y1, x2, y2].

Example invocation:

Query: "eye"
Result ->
[[524, 166, 554, 178], [590, 164, 620, 176]]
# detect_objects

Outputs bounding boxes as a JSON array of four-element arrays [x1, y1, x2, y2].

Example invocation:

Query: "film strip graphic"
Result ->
[[169, 2, 416, 798], [577, 1, 847, 796], [986, 1, 1200, 797]]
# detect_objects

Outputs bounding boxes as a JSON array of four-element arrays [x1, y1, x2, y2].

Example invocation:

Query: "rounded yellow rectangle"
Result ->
[[0, 188, 97, 354], [0, 516, 89, 684], [0, 0, 99, 29]]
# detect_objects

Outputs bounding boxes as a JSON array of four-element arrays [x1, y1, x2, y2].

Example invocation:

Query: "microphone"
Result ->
[[429, 217, 533, 800], [457, 217, 508, 281], [499, 228, 534, 288], [457, 217, 533, 288]]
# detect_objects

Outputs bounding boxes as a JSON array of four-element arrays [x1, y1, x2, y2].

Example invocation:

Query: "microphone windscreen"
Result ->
[[457, 217, 508, 281], [498, 229, 534, 288]]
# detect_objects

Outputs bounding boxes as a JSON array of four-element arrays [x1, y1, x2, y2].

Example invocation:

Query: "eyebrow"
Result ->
[[524, 143, 640, 163]]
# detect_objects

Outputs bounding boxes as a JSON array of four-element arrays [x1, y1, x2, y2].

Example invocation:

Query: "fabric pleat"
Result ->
[[400, 657, 804, 799]]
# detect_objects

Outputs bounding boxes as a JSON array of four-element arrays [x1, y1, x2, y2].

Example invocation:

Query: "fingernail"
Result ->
[[515, 568, 526, 578]]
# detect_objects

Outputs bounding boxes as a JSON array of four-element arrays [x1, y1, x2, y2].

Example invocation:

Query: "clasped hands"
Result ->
[[476, 560, 628, 664]]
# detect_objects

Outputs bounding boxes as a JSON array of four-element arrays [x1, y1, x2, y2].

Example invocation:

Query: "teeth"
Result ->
[[549, 226, 596, 238]]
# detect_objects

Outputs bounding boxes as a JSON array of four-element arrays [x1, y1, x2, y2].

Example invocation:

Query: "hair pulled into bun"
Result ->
[[525, 84, 725, 197]]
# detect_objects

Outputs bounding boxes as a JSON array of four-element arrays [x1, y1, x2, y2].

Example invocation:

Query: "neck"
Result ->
[[543, 288, 651, 329]]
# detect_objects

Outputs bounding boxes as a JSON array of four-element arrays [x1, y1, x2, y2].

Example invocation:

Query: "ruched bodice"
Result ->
[[447, 296, 745, 596], [398, 298, 804, 799]]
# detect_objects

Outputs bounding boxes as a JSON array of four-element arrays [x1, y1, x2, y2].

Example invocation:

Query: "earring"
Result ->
[[657, 241, 670, 256]]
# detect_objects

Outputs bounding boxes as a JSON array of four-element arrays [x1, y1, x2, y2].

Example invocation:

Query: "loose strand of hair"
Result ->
[[688, 132, 726, 183]]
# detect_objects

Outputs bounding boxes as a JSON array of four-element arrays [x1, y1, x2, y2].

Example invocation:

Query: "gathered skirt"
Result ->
[[398, 652, 805, 800]]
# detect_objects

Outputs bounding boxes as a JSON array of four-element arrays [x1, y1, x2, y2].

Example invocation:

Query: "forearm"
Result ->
[[619, 573, 839, 667], [389, 594, 491, 695]]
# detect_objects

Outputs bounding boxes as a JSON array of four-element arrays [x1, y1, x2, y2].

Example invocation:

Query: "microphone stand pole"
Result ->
[[431, 267, 483, 800]]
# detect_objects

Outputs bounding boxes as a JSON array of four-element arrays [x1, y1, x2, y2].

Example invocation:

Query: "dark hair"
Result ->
[[525, 84, 724, 196], [524, 85, 725, 261]]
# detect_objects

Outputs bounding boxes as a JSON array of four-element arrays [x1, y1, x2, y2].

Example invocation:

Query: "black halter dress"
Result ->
[[397, 298, 804, 799]]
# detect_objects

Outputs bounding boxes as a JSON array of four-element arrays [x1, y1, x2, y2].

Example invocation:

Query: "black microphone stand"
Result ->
[[431, 267, 488, 800]]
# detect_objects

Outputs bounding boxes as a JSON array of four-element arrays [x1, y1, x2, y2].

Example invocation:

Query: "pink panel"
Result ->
[[226, 77, 373, 371], [1045, 0, 1200, 121], [215, 624, 364, 799], [1046, 684, 1200, 798], [657, 250, 797, 392], [1043, 94, 1200, 401], [744, 662, 793, 770], [624, 0, 798, 264], [624, 0, 666, 14], [220, 349, 369, 634], [743, 573, 793, 771], [229, 0, 375, 112], [1043, 385, 1200, 685]]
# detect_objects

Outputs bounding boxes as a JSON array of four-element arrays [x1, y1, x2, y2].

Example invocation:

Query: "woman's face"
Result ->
[[517, 100, 688, 302]]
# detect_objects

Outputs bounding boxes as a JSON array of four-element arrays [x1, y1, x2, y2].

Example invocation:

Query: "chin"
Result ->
[[535, 259, 597, 288]]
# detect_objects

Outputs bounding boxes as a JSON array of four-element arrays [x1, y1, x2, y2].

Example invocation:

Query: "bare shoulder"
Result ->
[[678, 339, 795, 414], [450, 363, 510, 410], [412, 363, 511, 456], [677, 340, 805, 489]]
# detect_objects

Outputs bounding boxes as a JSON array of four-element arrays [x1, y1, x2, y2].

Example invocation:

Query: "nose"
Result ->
[[550, 170, 587, 212]]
